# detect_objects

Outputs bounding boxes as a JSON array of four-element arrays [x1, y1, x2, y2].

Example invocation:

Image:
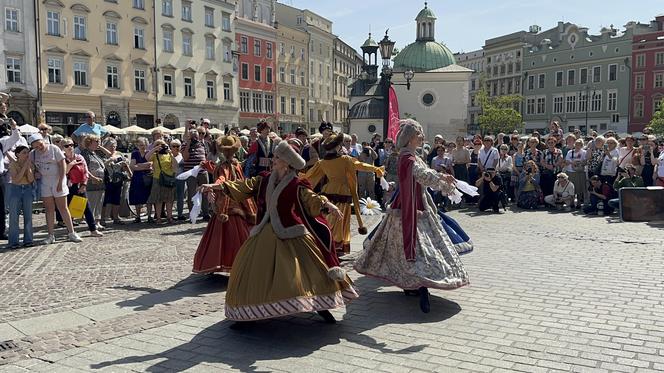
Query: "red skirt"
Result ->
[[193, 214, 251, 274]]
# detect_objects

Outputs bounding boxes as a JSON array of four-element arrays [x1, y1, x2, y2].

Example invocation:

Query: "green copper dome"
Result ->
[[362, 33, 378, 48], [416, 3, 436, 20], [393, 41, 455, 72]]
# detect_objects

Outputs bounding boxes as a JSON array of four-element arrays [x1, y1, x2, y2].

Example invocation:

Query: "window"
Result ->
[[635, 74, 645, 90], [162, 0, 172, 16], [592, 66, 601, 83], [580, 68, 588, 85], [47, 58, 62, 84], [280, 96, 286, 114], [241, 63, 248, 80], [526, 97, 535, 115], [608, 64, 617, 81], [634, 101, 644, 117], [566, 95, 576, 113], [205, 37, 215, 60], [73, 61, 88, 86], [301, 99, 305, 117], [290, 68, 296, 84], [240, 36, 248, 53], [73, 16, 86, 40], [204, 7, 214, 27], [579, 93, 588, 113], [279, 43, 285, 56], [163, 74, 173, 95], [182, 1, 192, 21], [223, 82, 232, 101], [279, 66, 285, 82], [538, 74, 545, 89], [134, 69, 146, 91], [254, 39, 261, 56], [205, 79, 215, 99], [567, 70, 575, 86], [5, 8, 19, 32], [106, 22, 118, 45], [636, 54, 646, 68], [300, 70, 305, 86], [555, 71, 563, 87], [221, 12, 231, 31], [266, 42, 273, 59], [184, 76, 193, 97], [537, 97, 546, 114], [527, 75, 535, 90], [252, 92, 263, 113], [553, 96, 564, 114], [134, 27, 145, 49], [240, 91, 250, 111], [6, 57, 21, 83], [182, 33, 192, 56], [655, 73, 664, 88], [266, 67, 272, 83], [106, 65, 119, 89], [291, 97, 296, 115], [47, 11, 60, 36], [607, 91, 617, 112], [254, 65, 261, 82], [133, 0, 144, 9], [611, 113, 620, 123], [591, 91, 602, 112], [656, 52, 664, 66], [264, 94, 274, 114], [163, 29, 173, 52]]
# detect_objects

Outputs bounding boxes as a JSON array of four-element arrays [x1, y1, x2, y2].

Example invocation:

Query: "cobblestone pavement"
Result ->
[[1, 208, 664, 372]]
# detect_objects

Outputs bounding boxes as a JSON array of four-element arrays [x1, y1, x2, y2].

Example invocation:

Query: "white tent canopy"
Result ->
[[152, 125, 173, 135], [123, 125, 150, 135], [103, 124, 126, 135]]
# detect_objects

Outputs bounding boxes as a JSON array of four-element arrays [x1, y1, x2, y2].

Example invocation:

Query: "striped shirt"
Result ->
[[182, 140, 207, 172]]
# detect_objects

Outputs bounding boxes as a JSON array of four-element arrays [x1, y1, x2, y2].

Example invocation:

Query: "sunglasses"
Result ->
[[63, 144, 74, 148], [171, 145, 180, 148], [39, 128, 48, 131]]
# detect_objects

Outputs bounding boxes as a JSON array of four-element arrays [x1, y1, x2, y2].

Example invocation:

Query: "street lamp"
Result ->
[[378, 31, 395, 68], [378, 30, 414, 138], [579, 85, 596, 136]]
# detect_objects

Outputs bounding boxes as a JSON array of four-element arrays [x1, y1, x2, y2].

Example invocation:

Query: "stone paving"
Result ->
[[1, 207, 664, 372]]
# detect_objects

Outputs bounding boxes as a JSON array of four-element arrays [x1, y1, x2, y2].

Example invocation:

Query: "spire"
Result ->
[[416, 2, 436, 41]]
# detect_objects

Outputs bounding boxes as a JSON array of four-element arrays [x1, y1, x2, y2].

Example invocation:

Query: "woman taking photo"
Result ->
[[517, 160, 542, 210], [29, 134, 82, 244], [147, 139, 178, 224], [63, 138, 103, 237], [102, 137, 132, 225], [7, 145, 35, 248], [129, 137, 155, 223], [564, 139, 587, 208]]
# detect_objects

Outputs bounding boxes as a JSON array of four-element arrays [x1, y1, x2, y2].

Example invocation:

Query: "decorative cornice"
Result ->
[[70, 3, 90, 13], [131, 16, 148, 25], [44, 46, 67, 54], [102, 10, 122, 19], [43, 0, 65, 8], [70, 49, 92, 57]]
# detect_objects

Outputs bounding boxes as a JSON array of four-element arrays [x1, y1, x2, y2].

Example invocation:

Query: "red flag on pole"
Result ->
[[387, 86, 400, 141]]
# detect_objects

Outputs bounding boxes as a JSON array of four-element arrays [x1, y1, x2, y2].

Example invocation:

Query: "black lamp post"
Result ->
[[378, 30, 414, 139]]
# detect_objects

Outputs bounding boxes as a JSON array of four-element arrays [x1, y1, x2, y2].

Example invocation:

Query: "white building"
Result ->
[[455, 49, 484, 134], [1, 0, 38, 125]]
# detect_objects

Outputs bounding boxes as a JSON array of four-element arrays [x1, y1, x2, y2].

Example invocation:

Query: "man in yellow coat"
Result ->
[[305, 132, 384, 255]]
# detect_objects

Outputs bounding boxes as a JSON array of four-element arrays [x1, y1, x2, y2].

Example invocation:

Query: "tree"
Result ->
[[649, 100, 664, 135], [476, 85, 524, 135]]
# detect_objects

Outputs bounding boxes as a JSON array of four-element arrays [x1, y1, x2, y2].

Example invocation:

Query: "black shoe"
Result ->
[[317, 310, 336, 324], [202, 215, 211, 222], [403, 289, 419, 296], [177, 215, 187, 221], [0, 234, 7, 241], [419, 287, 430, 313]]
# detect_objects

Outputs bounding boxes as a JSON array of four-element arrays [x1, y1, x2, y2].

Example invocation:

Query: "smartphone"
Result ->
[[603, 144, 609, 151]]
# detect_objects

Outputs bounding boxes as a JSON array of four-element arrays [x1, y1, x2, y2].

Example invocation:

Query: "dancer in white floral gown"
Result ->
[[354, 119, 470, 313]]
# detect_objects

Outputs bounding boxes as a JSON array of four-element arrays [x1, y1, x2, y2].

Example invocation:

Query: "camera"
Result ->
[[158, 144, 169, 154], [483, 172, 491, 178], [0, 118, 11, 137]]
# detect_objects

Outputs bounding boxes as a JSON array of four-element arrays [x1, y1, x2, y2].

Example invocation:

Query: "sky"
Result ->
[[283, 0, 663, 54]]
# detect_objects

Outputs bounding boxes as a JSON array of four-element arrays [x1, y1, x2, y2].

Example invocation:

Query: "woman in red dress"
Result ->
[[193, 135, 256, 274]]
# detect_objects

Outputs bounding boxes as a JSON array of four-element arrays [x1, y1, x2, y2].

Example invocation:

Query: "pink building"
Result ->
[[631, 16, 664, 132]]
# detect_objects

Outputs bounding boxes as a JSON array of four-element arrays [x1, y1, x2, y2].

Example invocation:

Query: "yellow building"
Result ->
[[334, 37, 362, 131], [276, 23, 309, 134], [38, 0, 157, 133]]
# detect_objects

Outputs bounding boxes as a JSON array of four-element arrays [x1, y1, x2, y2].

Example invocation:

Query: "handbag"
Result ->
[[69, 195, 87, 219], [156, 155, 176, 188]]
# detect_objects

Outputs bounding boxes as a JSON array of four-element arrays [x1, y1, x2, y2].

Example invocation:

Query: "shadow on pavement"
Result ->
[[91, 275, 461, 372], [112, 274, 228, 311]]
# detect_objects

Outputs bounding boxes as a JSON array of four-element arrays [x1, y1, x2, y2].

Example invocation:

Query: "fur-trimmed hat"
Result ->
[[318, 121, 333, 133], [274, 141, 306, 170], [216, 135, 241, 150], [257, 121, 270, 132], [322, 132, 344, 151], [396, 119, 424, 149]]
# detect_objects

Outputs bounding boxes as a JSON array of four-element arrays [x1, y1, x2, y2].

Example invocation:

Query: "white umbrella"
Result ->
[[124, 125, 150, 135], [103, 124, 126, 135], [171, 127, 186, 135], [18, 124, 39, 135], [208, 128, 224, 135], [152, 125, 173, 135]]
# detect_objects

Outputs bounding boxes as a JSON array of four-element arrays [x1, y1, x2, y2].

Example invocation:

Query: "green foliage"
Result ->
[[649, 101, 664, 135], [476, 87, 523, 135]]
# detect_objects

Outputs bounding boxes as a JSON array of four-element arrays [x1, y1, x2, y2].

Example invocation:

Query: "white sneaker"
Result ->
[[43, 235, 56, 245], [90, 230, 104, 237], [96, 223, 105, 231], [68, 232, 83, 243]]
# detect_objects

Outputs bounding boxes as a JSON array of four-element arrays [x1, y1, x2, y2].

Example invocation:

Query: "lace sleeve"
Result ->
[[412, 158, 456, 195]]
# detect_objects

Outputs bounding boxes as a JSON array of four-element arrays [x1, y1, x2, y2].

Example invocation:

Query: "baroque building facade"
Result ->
[[455, 49, 484, 134], [631, 16, 664, 133], [275, 22, 308, 134]]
